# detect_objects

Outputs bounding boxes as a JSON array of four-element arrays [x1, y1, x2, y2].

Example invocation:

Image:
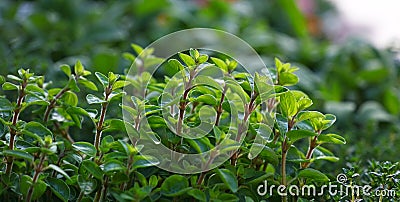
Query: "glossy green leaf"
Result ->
[[131, 43, 143, 55], [46, 177, 70, 202], [196, 94, 217, 106], [197, 54, 209, 64], [286, 129, 316, 144], [3, 150, 34, 162], [78, 79, 98, 91], [103, 160, 126, 173], [189, 48, 200, 59], [7, 75, 22, 82], [179, 52, 195, 66], [0, 97, 13, 111], [86, 94, 106, 104], [298, 168, 329, 182], [132, 155, 160, 169], [46, 164, 71, 180], [317, 134, 346, 145], [187, 189, 206, 201], [297, 111, 324, 122], [2, 82, 18, 90], [62, 91, 78, 106], [216, 169, 238, 193], [24, 121, 53, 139], [74, 60, 84, 75], [168, 59, 184, 71], [81, 160, 104, 180], [211, 57, 228, 72], [20, 175, 47, 201], [60, 64, 71, 77], [279, 91, 297, 118], [95, 72, 109, 87], [72, 142, 96, 157], [279, 72, 298, 86], [112, 80, 129, 90], [161, 175, 190, 197]]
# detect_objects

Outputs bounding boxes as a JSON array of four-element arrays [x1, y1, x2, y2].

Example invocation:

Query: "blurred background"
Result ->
[[0, 0, 399, 172]]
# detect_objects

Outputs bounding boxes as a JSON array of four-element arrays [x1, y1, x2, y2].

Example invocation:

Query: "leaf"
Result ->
[[7, 75, 22, 82], [0, 97, 13, 111], [3, 150, 34, 162], [46, 164, 71, 180], [103, 119, 126, 132], [112, 80, 129, 90], [317, 134, 346, 145], [216, 169, 238, 193], [179, 52, 195, 66], [286, 130, 316, 144], [60, 64, 71, 77], [211, 57, 228, 72], [279, 72, 298, 86], [67, 76, 80, 92], [2, 82, 18, 90], [78, 79, 98, 91], [297, 111, 324, 122], [62, 91, 78, 106], [72, 142, 96, 157], [86, 94, 106, 104], [187, 189, 206, 201], [77, 175, 97, 195], [322, 114, 336, 130], [81, 160, 104, 180], [196, 94, 217, 106], [20, 175, 47, 200], [132, 155, 160, 169], [161, 175, 190, 197], [194, 75, 223, 91], [189, 48, 200, 59], [103, 160, 126, 173], [298, 168, 329, 182], [131, 43, 143, 55], [46, 177, 70, 202], [24, 121, 53, 139], [197, 54, 209, 64], [168, 59, 184, 71], [279, 91, 297, 118], [74, 60, 85, 75], [149, 175, 158, 188], [95, 72, 109, 87]]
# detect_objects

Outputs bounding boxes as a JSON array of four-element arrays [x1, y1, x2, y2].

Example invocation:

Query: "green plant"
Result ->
[[0, 44, 346, 201]]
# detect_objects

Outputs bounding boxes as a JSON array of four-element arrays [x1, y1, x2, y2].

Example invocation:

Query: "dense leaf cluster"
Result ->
[[0, 45, 348, 201]]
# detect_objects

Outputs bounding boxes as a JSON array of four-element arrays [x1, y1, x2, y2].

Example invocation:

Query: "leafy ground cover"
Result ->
[[0, 0, 399, 201]]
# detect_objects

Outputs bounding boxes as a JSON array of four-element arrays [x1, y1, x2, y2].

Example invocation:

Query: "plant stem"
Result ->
[[43, 87, 70, 122], [215, 85, 227, 126], [230, 91, 258, 166], [176, 68, 196, 135], [196, 151, 217, 186], [301, 130, 321, 169], [281, 116, 295, 202], [94, 85, 111, 156], [5, 80, 27, 175], [26, 153, 45, 202], [120, 154, 134, 191], [281, 137, 288, 202], [94, 176, 108, 202], [53, 122, 74, 143]]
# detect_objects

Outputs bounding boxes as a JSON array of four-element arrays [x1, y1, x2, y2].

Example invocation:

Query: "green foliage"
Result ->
[[0, 1, 399, 201], [0, 46, 349, 201]]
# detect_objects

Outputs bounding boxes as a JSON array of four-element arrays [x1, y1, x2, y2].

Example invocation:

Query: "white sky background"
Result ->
[[331, 0, 400, 48]]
